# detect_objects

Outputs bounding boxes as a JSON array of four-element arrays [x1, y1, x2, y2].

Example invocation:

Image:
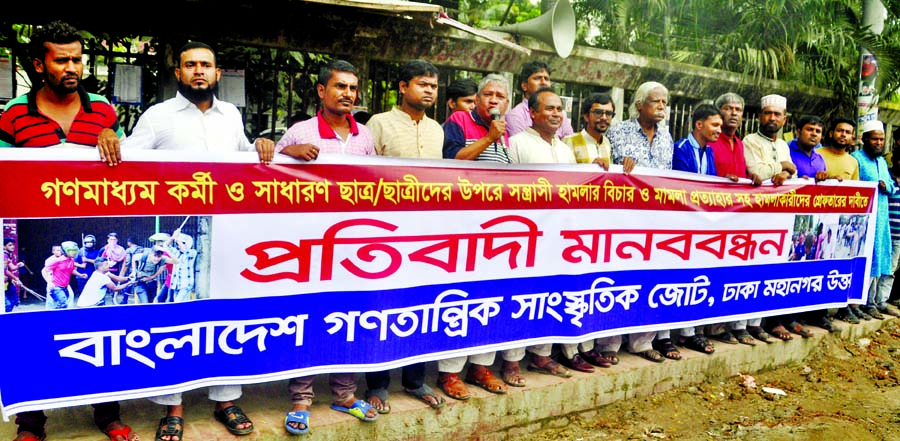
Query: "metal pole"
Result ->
[[856, 0, 887, 131]]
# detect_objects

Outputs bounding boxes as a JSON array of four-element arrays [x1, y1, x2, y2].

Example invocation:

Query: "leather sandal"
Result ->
[[680, 335, 715, 354], [652, 338, 682, 360], [155, 416, 184, 441], [769, 325, 793, 341], [437, 372, 471, 400], [464, 365, 508, 394], [600, 351, 620, 365], [579, 349, 613, 367], [732, 329, 757, 346], [748, 326, 773, 343], [787, 322, 813, 338], [501, 363, 527, 387], [527, 359, 573, 378], [633, 349, 665, 363]]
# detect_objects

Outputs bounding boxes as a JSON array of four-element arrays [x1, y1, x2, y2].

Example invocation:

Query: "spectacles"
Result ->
[[591, 110, 616, 118]]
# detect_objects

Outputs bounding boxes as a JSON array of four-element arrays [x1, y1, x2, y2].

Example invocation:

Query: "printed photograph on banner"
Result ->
[[3, 216, 211, 313], [789, 214, 869, 261]]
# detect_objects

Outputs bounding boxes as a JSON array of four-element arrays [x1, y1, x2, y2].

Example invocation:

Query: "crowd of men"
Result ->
[[3, 20, 900, 441]]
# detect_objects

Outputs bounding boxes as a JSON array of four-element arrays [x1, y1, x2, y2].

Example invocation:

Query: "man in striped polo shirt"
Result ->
[[0, 21, 122, 166]]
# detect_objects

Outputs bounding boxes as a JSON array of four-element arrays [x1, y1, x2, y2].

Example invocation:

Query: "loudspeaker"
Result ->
[[491, 0, 576, 58]]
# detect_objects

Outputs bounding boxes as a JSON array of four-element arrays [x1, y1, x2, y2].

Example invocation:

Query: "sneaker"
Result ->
[[861, 306, 884, 320], [835, 308, 860, 324]]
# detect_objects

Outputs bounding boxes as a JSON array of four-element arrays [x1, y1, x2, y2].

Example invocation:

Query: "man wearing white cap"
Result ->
[[743, 94, 797, 186], [852, 120, 898, 319]]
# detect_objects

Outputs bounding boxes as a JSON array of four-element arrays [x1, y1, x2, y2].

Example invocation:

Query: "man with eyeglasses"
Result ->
[[564, 93, 615, 170]]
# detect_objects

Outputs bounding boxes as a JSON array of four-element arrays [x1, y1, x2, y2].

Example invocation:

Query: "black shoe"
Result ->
[[861, 306, 884, 320], [877, 305, 899, 317], [835, 308, 860, 324], [854, 307, 873, 321], [809, 316, 841, 333]]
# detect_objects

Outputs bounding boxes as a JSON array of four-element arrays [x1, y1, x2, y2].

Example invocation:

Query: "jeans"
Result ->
[[47, 286, 69, 309], [5, 284, 18, 312], [133, 282, 155, 304], [155, 285, 171, 303]]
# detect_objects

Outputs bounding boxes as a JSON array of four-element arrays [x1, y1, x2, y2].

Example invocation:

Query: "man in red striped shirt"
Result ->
[[0, 21, 122, 166]]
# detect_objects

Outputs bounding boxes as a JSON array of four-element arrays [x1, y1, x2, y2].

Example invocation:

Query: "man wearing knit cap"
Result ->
[[852, 120, 898, 319], [743, 94, 797, 186]]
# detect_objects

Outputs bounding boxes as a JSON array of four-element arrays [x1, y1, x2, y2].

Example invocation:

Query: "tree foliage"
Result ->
[[458, 0, 900, 115]]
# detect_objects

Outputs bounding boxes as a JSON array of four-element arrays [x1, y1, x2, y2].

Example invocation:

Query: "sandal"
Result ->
[[633, 349, 665, 363], [213, 405, 254, 436], [732, 330, 757, 346], [364, 388, 391, 414], [527, 359, 573, 378], [330, 399, 378, 422], [579, 349, 613, 368], [437, 372, 471, 400], [708, 331, 738, 345], [748, 326, 773, 343], [14, 432, 46, 441], [501, 363, 527, 387], [405, 384, 446, 408], [600, 351, 620, 365], [652, 338, 682, 360], [155, 416, 183, 441], [465, 365, 508, 394], [284, 410, 310, 436], [680, 335, 715, 354], [769, 325, 793, 341], [787, 321, 813, 338]]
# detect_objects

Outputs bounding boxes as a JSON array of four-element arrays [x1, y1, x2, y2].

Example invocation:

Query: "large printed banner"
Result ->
[[0, 149, 877, 417]]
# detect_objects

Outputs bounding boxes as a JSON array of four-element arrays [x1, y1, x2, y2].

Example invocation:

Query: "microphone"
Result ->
[[489, 107, 502, 121]]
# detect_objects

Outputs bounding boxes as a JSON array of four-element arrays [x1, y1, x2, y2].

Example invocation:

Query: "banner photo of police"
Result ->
[[0, 149, 877, 417]]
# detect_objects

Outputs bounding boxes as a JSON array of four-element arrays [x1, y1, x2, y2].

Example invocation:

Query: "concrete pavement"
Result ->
[[1, 317, 892, 441]]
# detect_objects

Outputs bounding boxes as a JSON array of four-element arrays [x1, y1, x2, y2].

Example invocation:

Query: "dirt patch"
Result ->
[[533, 322, 900, 440]]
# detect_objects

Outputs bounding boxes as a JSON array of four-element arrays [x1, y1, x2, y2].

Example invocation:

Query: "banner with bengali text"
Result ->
[[0, 149, 877, 417]]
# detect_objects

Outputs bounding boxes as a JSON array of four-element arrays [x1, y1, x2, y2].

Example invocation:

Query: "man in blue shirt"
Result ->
[[788, 115, 828, 181]]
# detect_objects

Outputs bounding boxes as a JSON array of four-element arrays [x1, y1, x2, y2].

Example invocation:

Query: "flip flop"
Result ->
[[330, 399, 378, 422], [106, 425, 137, 441], [364, 388, 392, 414], [284, 410, 310, 435], [405, 384, 446, 408]]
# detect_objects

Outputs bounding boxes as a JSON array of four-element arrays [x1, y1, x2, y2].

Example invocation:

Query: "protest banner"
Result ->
[[0, 149, 876, 417]]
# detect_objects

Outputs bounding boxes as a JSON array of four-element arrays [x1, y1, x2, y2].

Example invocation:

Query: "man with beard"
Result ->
[[125, 42, 274, 163], [127, 42, 259, 441], [607, 81, 677, 362], [564, 93, 614, 170], [852, 121, 898, 321], [743, 94, 797, 186], [0, 21, 122, 166], [818, 118, 859, 181], [821, 118, 865, 323], [363, 60, 445, 413], [505, 61, 573, 139]]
